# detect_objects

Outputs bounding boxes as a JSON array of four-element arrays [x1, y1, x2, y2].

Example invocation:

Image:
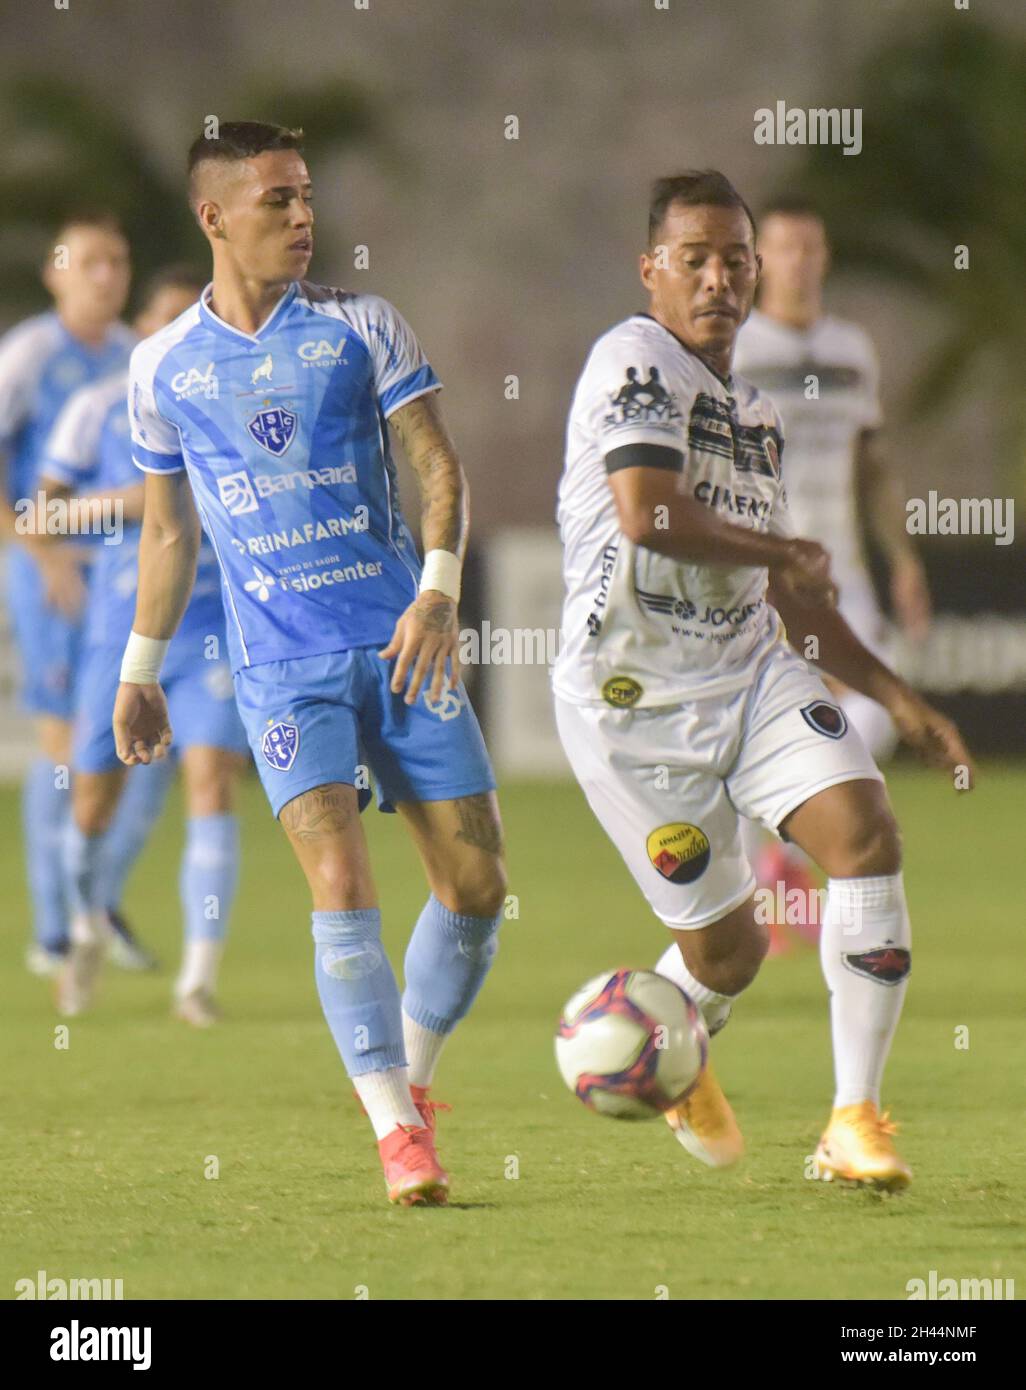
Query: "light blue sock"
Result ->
[[179, 814, 239, 943], [312, 909, 406, 1076], [403, 894, 501, 1034], [23, 760, 70, 952], [99, 758, 174, 911], [64, 821, 109, 917]]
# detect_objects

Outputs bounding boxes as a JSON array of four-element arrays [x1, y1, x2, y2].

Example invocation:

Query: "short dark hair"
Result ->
[[137, 263, 207, 312], [648, 170, 756, 247], [759, 196, 826, 225], [187, 121, 305, 203], [51, 209, 126, 246]]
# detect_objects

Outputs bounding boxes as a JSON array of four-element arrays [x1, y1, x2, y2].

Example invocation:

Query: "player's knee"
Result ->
[[306, 855, 375, 911], [73, 786, 116, 836], [834, 811, 903, 878], [184, 753, 238, 815], [436, 857, 508, 919]]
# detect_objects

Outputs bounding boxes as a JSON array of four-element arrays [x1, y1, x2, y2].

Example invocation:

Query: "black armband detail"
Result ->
[[603, 443, 684, 475]]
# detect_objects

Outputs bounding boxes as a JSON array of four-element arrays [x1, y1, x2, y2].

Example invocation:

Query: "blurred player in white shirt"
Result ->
[[733, 201, 932, 947]]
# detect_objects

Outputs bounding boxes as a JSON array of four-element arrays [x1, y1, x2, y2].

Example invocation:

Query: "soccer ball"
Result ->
[[555, 969, 708, 1120]]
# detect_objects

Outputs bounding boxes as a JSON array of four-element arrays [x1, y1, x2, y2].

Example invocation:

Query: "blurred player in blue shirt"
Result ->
[[0, 214, 164, 973], [43, 266, 250, 1024], [114, 123, 506, 1205]]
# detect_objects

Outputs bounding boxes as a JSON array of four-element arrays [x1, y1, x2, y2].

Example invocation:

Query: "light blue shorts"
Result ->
[[232, 646, 496, 818]]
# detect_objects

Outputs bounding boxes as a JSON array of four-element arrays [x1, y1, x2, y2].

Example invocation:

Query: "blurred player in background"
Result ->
[[554, 171, 971, 1189], [41, 266, 250, 1024], [0, 215, 166, 975], [114, 123, 506, 1206], [733, 200, 932, 949]]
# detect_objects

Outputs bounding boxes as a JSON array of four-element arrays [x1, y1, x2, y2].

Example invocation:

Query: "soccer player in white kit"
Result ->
[[552, 172, 972, 1189]]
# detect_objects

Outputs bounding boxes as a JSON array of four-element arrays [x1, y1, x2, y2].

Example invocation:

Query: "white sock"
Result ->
[[403, 1012, 448, 1088], [820, 873, 911, 1108], [71, 911, 108, 947], [175, 940, 223, 999], [353, 1066, 422, 1140], [653, 942, 735, 1036]]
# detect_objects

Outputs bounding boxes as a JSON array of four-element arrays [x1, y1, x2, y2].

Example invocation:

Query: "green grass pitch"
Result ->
[[2, 765, 1023, 1300]]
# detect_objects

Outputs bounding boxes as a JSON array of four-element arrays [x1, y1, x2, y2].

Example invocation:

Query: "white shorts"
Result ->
[[554, 642, 883, 930]]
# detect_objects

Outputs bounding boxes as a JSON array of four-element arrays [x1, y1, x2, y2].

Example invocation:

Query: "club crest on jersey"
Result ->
[[800, 700, 848, 739], [248, 406, 297, 456], [261, 720, 299, 771]]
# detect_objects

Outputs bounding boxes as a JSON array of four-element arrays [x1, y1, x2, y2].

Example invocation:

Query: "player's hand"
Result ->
[[888, 688, 975, 788], [890, 555, 931, 641], [38, 544, 87, 620], [113, 681, 173, 765], [377, 591, 460, 706], [775, 539, 837, 608]]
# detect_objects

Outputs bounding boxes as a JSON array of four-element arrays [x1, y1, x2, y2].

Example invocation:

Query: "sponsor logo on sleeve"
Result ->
[[646, 822, 711, 884], [604, 366, 682, 428]]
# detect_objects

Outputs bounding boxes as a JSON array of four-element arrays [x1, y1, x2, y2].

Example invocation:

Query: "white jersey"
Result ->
[[733, 309, 881, 592], [553, 313, 794, 709]]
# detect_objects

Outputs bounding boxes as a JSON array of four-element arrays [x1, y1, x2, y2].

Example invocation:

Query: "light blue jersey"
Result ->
[[0, 312, 135, 505], [45, 370, 225, 650], [0, 312, 134, 715], [128, 282, 439, 672]]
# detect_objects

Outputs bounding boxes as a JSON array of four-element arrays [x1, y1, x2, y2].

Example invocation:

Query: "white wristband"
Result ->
[[419, 549, 462, 602], [120, 631, 170, 685]]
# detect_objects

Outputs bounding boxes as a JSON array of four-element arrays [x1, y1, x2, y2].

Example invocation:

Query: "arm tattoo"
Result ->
[[453, 793, 504, 856], [390, 396, 467, 555], [280, 784, 357, 843]]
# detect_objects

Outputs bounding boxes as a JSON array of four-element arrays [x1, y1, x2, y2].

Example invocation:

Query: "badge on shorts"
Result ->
[[262, 720, 299, 771], [800, 700, 848, 739], [422, 687, 463, 721], [602, 676, 643, 708], [646, 822, 711, 885]]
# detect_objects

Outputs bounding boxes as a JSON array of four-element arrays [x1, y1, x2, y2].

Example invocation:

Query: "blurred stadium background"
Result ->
[[0, 0, 1024, 776]]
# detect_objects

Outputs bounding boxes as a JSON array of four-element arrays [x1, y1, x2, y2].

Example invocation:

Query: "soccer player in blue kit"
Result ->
[[114, 123, 506, 1206], [0, 214, 166, 974], [42, 266, 250, 1023]]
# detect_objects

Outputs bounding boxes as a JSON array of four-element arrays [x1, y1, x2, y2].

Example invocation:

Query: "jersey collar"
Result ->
[[199, 281, 298, 344], [636, 312, 736, 394]]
